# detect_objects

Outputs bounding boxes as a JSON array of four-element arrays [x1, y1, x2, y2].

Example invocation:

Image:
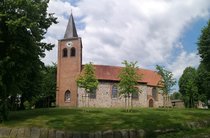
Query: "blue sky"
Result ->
[[43, 0, 210, 91], [182, 18, 207, 52]]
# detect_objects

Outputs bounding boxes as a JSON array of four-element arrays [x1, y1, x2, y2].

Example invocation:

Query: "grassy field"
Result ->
[[1, 108, 210, 137]]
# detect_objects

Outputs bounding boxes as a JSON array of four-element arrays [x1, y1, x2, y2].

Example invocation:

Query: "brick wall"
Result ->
[[56, 38, 82, 107]]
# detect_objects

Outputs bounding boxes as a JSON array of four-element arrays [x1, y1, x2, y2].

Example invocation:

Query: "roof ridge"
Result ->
[[93, 64, 122, 68], [93, 64, 157, 73]]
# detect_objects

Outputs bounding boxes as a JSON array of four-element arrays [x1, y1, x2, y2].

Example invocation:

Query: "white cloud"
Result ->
[[77, 0, 209, 67], [43, 0, 210, 87], [167, 51, 200, 79]]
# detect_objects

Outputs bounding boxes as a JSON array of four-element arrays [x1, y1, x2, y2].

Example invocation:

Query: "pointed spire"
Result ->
[[64, 13, 78, 39]]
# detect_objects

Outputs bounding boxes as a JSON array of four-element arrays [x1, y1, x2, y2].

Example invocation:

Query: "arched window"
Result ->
[[152, 87, 158, 101], [70, 47, 76, 57], [63, 48, 68, 57], [64, 90, 71, 102], [89, 89, 96, 99], [112, 85, 118, 98]]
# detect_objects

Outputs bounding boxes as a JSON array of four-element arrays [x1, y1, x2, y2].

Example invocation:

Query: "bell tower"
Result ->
[[56, 13, 82, 107]]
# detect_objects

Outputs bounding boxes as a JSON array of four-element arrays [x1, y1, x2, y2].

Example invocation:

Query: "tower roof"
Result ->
[[64, 13, 78, 39]]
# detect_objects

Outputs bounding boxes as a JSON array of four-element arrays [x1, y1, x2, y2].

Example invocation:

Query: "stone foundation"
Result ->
[[0, 127, 145, 138]]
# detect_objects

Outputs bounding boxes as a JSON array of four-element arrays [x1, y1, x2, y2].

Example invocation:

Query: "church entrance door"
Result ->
[[149, 99, 153, 107]]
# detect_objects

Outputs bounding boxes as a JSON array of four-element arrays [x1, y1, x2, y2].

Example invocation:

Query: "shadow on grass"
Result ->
[[3, 108, 210, 137]]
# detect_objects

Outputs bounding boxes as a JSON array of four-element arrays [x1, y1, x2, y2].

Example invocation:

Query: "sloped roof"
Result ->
[[85, 65, 161, 87]]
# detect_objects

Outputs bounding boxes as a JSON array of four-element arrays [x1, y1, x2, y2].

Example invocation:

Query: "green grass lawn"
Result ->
[[1, 108, 210, 137]]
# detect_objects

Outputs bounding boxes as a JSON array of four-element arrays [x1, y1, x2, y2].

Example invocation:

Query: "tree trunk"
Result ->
[[20, 95, 26, 110], [128, 94, 130, 112], [131, 93, 133, 110], [125, 94, 128, 111], [163, 95, 165, 108], [87, 93, 90, 108], [129, 93, 132, 112]]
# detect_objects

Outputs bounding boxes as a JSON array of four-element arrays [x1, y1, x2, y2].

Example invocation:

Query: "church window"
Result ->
[[152, 87, 158, 101], [112, 85, 118, 98], [89, 89, 96, 99], [63, 48, 68, 57], [132, 91, 139, 99], [64, 90, 71, 102], [70, 47, 76, 57]]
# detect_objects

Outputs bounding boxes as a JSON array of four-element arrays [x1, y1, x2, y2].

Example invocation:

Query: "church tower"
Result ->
[[56, 13, 82, 107]]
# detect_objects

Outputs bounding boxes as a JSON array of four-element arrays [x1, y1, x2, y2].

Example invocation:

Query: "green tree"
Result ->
[[198, 20, 210, 70], [76, 63, 98, 108], [170, 92, 182, 100], [36, 64, 57, 108], [0, 0, 57, 121], [156, 65, 176, 107], [197, 63, 210, 105], [179, 67, 198, 108], [118, 61, 142, 111]]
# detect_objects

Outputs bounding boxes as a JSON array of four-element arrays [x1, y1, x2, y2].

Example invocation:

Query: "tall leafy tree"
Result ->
[[197, 63, 210, 105], [36, 64, 57, 108], [0, 0, 57, 121], [118, 60, 141, 111], [198, 20, 210, 70], [179, 67, 198, 108], [156, 65, 176, 107], [156, 65, 176, 94], [76, 63, 99, 108], [197, 20, 210, 107]]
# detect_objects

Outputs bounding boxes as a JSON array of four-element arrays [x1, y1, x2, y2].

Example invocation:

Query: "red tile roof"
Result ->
[[83, 64, 161, 87]]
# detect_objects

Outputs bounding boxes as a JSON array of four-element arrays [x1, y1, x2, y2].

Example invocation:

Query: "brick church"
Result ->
[[56, 14, 165, 108]]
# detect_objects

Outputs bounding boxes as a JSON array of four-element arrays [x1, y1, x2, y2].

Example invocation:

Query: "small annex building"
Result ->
[[56, 14, 165, 108]]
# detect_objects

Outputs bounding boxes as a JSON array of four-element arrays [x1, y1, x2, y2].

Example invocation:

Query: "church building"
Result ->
[[56, 14, 165, 108]]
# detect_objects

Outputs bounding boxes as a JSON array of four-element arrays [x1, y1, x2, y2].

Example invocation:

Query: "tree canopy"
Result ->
[[170, 92, 182, 100], [118, 61, 141, 97], [35, 64, 57, 108], [76, 63, 99, 94], [198, 20, 210, 70], [0, 0, 57, 121], [179, 67, 198, 108], [197, 19, 210, 107], [196, 63, 210, 104], [156, 65, 176, 95]]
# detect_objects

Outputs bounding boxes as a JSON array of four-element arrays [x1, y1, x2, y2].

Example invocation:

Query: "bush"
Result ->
[[23, 101, 31, 110]]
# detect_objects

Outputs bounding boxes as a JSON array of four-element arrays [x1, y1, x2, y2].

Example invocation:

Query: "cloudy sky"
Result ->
[[43, 0, 210, 87]]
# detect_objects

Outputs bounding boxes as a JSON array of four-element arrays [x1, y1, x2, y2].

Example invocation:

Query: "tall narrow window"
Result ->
[[63, 48, 68, 57], [89, 89, 96, 99], [64, 90, 71, 102], [112, 85, 118, 98], [132, 91, 139, 99], [152, 87, 158, 101], [70, 47, 76, 57]]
